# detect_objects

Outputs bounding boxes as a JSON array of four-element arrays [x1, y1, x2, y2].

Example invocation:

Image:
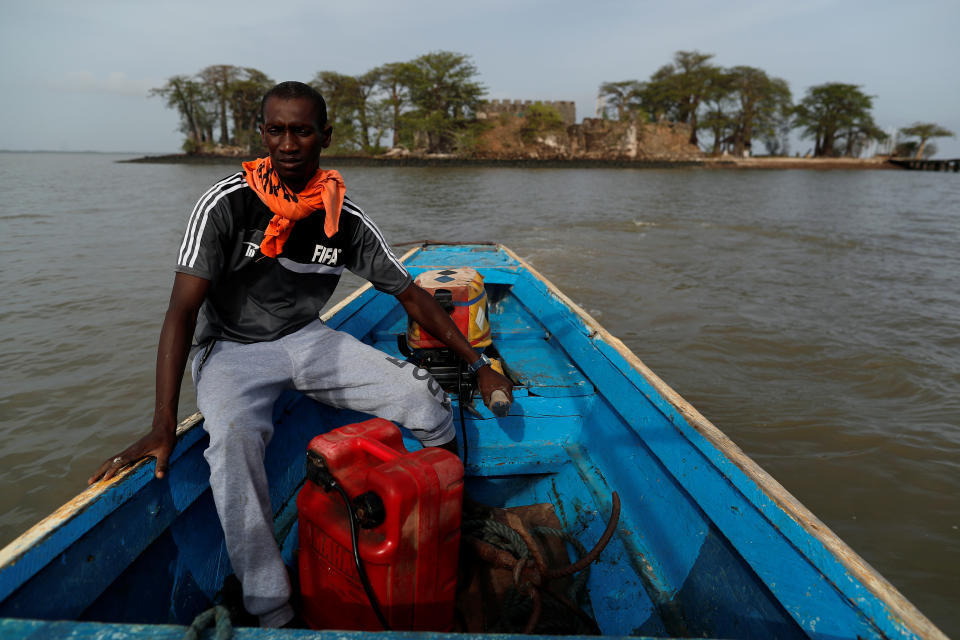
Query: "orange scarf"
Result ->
[[241, 157, 345, 258]]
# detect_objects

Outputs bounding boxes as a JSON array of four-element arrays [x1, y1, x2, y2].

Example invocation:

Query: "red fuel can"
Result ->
[[297, 418, 463, 631]]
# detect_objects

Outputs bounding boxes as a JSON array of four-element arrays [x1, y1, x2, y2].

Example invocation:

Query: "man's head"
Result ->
[[259, 81, 333, 192], [260, 81, 327, 129]]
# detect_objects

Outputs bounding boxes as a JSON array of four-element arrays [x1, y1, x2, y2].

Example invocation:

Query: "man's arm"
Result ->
[[89, 272, 210, 484], [395, 283, 513, 410]]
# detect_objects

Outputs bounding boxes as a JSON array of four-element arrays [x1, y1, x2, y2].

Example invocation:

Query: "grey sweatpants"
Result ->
[[191, 319, 454, 627]]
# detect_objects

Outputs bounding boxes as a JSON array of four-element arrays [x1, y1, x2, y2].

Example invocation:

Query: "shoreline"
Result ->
[[122, 153, 901, 170], [706, 156, 899, 170]]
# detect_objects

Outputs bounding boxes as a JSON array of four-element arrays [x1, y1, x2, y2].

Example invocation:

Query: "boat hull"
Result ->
[[0, 244, 945, 639]]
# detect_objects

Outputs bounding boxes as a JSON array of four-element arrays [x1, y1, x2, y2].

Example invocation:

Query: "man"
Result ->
[[90, 81, 512, 628]]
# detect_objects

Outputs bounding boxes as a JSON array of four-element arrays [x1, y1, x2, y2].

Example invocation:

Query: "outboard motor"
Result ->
[[399, 267, 509, 414]]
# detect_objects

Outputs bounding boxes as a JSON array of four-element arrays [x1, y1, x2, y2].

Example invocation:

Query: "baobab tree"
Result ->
[[898, 122, 955, 159]]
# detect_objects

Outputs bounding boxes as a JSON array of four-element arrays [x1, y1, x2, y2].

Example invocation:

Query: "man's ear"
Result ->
[[321, 124, 333, 149]]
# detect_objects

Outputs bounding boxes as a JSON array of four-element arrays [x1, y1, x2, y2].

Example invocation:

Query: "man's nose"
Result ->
[[279, 131, 297, 152]]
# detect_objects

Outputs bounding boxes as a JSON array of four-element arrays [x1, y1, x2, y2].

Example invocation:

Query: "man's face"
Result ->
[[260, 96, 332, 192]]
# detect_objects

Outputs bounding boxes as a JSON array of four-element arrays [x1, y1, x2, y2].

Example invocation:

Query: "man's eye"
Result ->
[[296, 128, 313, 136], [267, 128, 282, 135]]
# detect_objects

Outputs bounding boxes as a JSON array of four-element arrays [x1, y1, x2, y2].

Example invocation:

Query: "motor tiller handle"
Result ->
[[489, 390, 511, 417]]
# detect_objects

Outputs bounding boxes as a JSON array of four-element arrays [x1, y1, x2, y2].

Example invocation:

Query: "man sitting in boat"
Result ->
[[89, 81, 512, 628]]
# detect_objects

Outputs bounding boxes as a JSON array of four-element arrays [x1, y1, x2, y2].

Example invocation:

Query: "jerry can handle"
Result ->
[[355, 435, 402, 463]]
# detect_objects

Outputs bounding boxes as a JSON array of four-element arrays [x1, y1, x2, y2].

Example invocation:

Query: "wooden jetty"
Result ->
[[889, 157, 960, 172]]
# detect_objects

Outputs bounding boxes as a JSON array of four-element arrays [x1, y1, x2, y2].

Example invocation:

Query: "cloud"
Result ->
[[50, 71, 158, 96]]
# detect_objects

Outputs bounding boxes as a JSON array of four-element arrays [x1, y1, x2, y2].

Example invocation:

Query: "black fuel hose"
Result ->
[[331, 482, 391, 631], [457, 362, 469, 468]]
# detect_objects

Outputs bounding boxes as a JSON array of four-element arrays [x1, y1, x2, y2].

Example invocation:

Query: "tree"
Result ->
[[519, 103, 566, 143], [898, 122, 955, 159], [227, 67, 273, 152], [311, 71, 363, 151], [793, 83, 883, 157], [198, 65, 241, 145], [150, 75, 213, 153], [597, 81, 643, 121], [893, 140, 939, 159], [404, 51, 485, 153], [311, 69, 390, 153], [841, 115, 887, 157], [353, 68, 383, 153], [700, 105, 737, 155], [725, 66, 791, 156], [153, 66, 275, 153], [695, 70, 736, 154], [375, 62, 416, 148], [636, 78, 673, 123], [642, 51, 724, 146]]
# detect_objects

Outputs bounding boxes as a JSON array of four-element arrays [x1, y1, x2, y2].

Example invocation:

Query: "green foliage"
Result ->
[[372, 62, 416, 148], [454, 118, 494, 152], [894, 140, 938, 159], [725, 66, 792, 156], [403, 51, 485, 153], [310, 71, 363, 151], [899, 122, 954, 139], [519, 103, 566, 143], [305, 52, 484, 154], [151, 66, 273, 153], [181, 137, 203, 155], [700, 106, 737, 155], [226, 67, 273, 151], [898, 122, 954, 158], [198, 65, 240, 145], [150, 75, 214, 153], [792, 83, 882, 157], [309, 68, 387, 153], [638, 51, 724, 145], [598, 81, 644, 121], [594, 49, 953, 159], [603, 52, 792, 155], [153, 49, 934, 161]]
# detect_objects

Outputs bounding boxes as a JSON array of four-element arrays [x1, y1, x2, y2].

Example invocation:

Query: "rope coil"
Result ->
[[462, 492, 620, 634]]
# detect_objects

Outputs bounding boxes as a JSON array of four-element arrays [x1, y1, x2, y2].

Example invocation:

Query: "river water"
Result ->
[[1, 152, 958, 633]]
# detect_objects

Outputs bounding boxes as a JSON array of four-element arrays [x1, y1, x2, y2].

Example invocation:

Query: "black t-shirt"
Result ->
[[175, 172, 411, 344]]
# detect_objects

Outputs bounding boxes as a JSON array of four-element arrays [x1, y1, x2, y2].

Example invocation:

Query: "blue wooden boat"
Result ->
[[0, 244, 946, 639]]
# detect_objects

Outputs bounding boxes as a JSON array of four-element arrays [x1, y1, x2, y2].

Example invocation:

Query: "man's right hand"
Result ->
[[88, 426, 177, 485], [87, 272, 209, 487]]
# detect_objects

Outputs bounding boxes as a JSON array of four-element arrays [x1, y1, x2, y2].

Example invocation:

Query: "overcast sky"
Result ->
[[2, 0, 958, 156]]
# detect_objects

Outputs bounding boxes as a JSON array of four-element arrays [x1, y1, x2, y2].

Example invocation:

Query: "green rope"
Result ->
[[463, 518, 529, 559], [464, 518, 596, 634], [184, 605, 233, 640]]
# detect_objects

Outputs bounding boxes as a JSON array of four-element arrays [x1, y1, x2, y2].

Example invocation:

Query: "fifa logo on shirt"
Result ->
[[312, 245, 341, 265]]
